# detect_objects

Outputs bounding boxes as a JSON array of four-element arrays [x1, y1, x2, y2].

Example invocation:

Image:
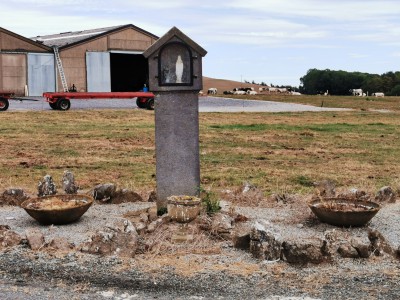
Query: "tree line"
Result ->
[[299, 69, 400, 96]]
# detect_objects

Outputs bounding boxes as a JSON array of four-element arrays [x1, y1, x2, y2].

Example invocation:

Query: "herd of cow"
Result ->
[[206, 87, 385, 97], [350, 89, 385, 97], [207, 87, 301, 96]]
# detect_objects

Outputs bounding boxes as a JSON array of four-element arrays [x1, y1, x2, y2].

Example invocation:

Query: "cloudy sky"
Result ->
[[2, 0, 400, 86]]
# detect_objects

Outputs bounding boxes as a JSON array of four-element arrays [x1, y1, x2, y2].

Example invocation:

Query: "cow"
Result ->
[[373, 92, 385, 97], [233, 90, 246, 95], [290, 91, 301, 95], [223, 90, 234, 95], [207, 88, 217, 95], [247, 90, 257, 95], [350, 88, 363, 96]]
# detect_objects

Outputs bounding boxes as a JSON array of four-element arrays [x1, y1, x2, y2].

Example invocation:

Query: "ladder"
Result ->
[[53, 46, 69, 92]]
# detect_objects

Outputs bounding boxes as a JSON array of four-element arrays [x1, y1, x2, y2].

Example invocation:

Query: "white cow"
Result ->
[[277, 88, 287, 93], [350, 88, 363, 96], [247, 90, 257, 95], [290, 91, 301, 95], [268, 87, 279, 92], [373, 92, 385, 97], [207, 88, 217, 95], [233, 90, 246, 95]]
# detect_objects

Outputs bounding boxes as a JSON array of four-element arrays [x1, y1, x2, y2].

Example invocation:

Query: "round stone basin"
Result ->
[[308, 198, 380, 227], [21, 194, 94, 225]]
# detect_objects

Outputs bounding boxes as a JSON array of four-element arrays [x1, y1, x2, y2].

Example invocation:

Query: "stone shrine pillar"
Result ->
[[143, 27, 207, 210]]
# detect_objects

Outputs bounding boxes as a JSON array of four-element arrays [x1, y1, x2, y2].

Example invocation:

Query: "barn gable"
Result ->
[[0, 27, 51, 53]]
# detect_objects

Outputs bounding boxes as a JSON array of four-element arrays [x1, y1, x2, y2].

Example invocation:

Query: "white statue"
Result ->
[[175, 55, 184, 83]]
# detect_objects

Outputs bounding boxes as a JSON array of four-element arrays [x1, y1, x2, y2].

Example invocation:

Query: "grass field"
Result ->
[[1, 96, 400, 198], [225, 93, 400, 111]]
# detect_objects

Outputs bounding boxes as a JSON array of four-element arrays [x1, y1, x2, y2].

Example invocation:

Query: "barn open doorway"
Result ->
[[110, 53, 148, 92]]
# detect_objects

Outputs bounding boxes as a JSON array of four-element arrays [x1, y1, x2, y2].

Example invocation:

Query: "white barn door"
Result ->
[[27, 53, 55, 96], [86, 52, 111, 92]]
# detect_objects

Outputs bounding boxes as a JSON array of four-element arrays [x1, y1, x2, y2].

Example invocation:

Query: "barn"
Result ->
[[0, 24, 159, 96], [0, 27, 53, 96]]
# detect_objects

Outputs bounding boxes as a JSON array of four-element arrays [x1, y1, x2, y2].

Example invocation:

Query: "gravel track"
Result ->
[[5, 96, 350, 113]]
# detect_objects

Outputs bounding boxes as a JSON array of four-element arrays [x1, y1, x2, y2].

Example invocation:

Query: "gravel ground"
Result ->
[[5, 96, 350, 113], [0, 200, 399, 299]]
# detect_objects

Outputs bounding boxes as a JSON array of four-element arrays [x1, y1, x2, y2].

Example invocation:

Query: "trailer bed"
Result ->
[[43, 91, 155, 111]]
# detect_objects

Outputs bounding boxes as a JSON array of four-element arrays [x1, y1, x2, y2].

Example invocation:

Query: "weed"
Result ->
[[157, 207, 168, 216], [199, 186, 221, 214], [293, 175, 314, 187]]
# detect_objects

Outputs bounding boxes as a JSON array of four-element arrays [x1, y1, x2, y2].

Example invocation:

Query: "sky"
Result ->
[[2, 0, 400, 87]]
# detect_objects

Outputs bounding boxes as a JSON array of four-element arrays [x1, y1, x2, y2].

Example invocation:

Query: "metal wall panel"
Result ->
[[1, 53, 26, 95], [27, 53, 55, 96], [86, 52, 111, 92]]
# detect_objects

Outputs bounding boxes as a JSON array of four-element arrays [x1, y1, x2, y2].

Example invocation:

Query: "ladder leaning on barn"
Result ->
[[53, 46, 69, 92]]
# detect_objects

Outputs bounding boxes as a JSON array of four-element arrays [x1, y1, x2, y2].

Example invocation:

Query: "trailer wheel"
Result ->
[[146, 98, 154, 110], [49, 102, 58, 110], [136, 97, 146, 108], [57, 98, 71, 111], [0, 98, 9, 111]]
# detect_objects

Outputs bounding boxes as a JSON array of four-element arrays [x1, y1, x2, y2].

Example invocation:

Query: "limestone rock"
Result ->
[[62, 170, 78, 194], [375, 186, 396, 203], [49, 237, 74, 251], [338, 242, 359, 258], [250, 220, 281, 261], [0, 188, 29, 206], [92, 183, 117, 202], [81, 218, 138, 258], [232, 223, 251, 250], [250, 220, 274, 241], [211, 213, 233, 239], [111, 189, 143, 204], [25, 229, 45, 250], [351, 238, 371, 258], [281, 238, 328, 264], [0, 225, 23, 249], [368, 229, 394, 256], [38, 175, 57, 197]]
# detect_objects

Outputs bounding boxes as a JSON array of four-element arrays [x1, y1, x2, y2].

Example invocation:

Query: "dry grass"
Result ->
[[224, 93, 400, 111], [1, 103, 400, 201]]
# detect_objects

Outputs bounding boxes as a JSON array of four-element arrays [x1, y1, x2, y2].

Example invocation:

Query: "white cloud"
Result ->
[[348, 53, 369, 59]]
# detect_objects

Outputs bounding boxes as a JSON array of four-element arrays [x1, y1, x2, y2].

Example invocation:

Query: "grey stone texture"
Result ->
[[154, 91, 201, 208]]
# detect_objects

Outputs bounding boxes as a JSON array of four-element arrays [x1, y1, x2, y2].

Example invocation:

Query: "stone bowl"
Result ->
[[167, 195, 201, 223], [308, 198, 380, 227], [21, 194, 94, 225]]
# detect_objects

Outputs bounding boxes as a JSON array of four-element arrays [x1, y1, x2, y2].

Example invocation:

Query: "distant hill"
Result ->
[[202, 76, 266, 94]]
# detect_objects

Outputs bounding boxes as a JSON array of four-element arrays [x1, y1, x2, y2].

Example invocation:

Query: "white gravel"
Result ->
[[0, 202, 155, 245]]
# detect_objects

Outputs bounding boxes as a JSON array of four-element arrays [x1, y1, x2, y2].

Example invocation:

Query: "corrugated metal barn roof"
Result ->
[[31, 24, 158, 49]]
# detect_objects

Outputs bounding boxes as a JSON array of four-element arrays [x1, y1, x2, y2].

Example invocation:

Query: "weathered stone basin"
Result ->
[[308, 198, 380, 227], [21, 194, 94, 225], [167, 195, 201, 223]]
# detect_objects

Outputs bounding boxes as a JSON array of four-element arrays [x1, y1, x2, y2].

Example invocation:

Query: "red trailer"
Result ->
[[0, 91, 155, 111], [43, 91, 155, 111], [0, 92, 14, 111]]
